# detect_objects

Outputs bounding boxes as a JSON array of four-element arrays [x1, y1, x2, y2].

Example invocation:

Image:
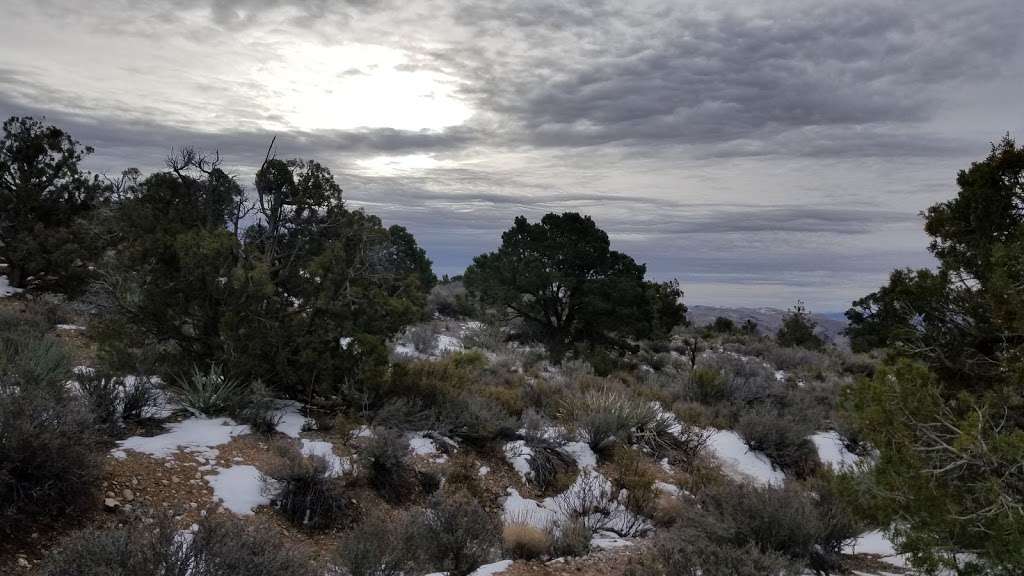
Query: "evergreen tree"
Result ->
[[844, 136, 1024, 573], [0, 117, 107, 292], [776, 301, 823, 350]]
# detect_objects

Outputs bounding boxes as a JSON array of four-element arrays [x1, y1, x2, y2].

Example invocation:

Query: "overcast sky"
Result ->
[[2, 0, 1021, 311]]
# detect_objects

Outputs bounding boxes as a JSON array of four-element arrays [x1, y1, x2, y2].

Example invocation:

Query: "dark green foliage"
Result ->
[[464, 213, 685, 361], [42, 516, 316, 576], [0, 320, 102, 536], [0, 117, 109, 293], [776, 301, 824, 350], [265, 441, 352, 530], [97, 152, 433, 398], [843, 136, 1024, 572], [710, 316, 736, 333]]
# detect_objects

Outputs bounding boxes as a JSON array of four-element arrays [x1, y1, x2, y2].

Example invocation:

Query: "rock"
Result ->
[[17, 557, 30, 568], [104, 498, 121, 511], [105, 491, 115, 499], [122, 489, 134, 501]]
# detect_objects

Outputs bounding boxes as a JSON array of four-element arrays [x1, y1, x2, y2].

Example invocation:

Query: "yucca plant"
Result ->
[[171, 364, 245, 417]]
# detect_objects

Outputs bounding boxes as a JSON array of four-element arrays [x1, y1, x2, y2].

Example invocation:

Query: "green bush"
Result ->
[[170, 364, 245, 417], [0, 327, 102, 536]]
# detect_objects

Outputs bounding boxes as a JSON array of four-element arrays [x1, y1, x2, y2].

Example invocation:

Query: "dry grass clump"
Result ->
[[502, 521, 552, 560]]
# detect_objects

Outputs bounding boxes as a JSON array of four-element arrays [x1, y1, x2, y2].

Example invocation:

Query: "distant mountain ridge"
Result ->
[[687, 305, 849, 343]]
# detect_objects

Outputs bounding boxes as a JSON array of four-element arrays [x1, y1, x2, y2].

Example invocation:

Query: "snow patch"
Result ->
[[810, 431, 860, 470], [845, 531, 908, 568], [409, 432, 450, 463], [116, 417, 250, 459], [275, 401, 308, 439], [705, 429, 785, 486], [204, 465, 269, 516], [301, 439, 352, 477], [0, 276, 22, 297], [561, 441, 597, 469], [469, 560, 514, 576], [503, 440, 534, 481], [56, 323, 86, 331]]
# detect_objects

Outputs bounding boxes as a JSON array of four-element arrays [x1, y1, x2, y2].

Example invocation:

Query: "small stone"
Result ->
[[104, 498, 120, 511], [171, 476, 180, 483], [17, 557, 30, 568], [131, 477, 139, 486], [122, 489, 134, 501], [105, 491, 115, 499]]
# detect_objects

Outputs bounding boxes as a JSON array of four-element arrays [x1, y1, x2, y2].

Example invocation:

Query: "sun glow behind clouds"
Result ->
[[254, 42, 473, 132]]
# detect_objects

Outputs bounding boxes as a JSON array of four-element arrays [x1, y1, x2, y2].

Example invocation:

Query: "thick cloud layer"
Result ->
[[1, 0, 1021, 310]]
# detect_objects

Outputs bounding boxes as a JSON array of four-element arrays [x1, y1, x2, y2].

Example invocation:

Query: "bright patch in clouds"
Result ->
[[255, 42, 473, 132], [355, 153, 455, 175]]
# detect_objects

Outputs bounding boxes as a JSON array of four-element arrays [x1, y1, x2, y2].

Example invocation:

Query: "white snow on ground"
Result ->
[[409, 433, 450, 463], [275, 401, 308, 439], [775, 369, 787, 382], [503, 440, 534, 481], [469, 560, 514, 576], [275, 402, 351, 475], [502, 487, 559, 528], [116, 417, 250, 459], [810, 431, 860, 470], [845, 531, 908, 568], [436, 334, 463, 353], [0, 275, 22, 297], [705, 429, 786, 486], [561, 441, 597, 469], [591, 532, 634, 550], [350, 425, 375, 439], [654, 480, 681, 497], [204, 465, 270, 516], [339, 336, 354, 350], [300, 439, 352, 476], [55, 323, 86, 331]]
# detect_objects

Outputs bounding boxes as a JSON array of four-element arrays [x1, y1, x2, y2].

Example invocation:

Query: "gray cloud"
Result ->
[[1, 0, 1020, 310]]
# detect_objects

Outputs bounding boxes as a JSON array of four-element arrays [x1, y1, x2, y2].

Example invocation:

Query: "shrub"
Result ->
[[632, 527, 798, 576], [551, 518, 592, 557], [607, 447, 658, 520], [421, 491, 501, 576], [408, 324, 438, 355], [336, 509, 425, 576], [42, 516, 316, 576], [0, 309, 70, 391], [502, 522, 551, 560], [361, 430, 419, 504], [234, 380, 282, 435], [170, 364, 245, 416], [699, 481, 824, 564], [461, 321, 506, 352], [76, 372, 161, 432], [736, 409, 819, 477], [440, 393, 517, 445], [558, 386, 658, 453], [264, 441, 352, 530], [0, 333, 101, 536], [525, 440, 577, 494]]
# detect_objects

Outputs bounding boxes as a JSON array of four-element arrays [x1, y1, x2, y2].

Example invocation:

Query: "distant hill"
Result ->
[[687, 305, 849, 344]]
